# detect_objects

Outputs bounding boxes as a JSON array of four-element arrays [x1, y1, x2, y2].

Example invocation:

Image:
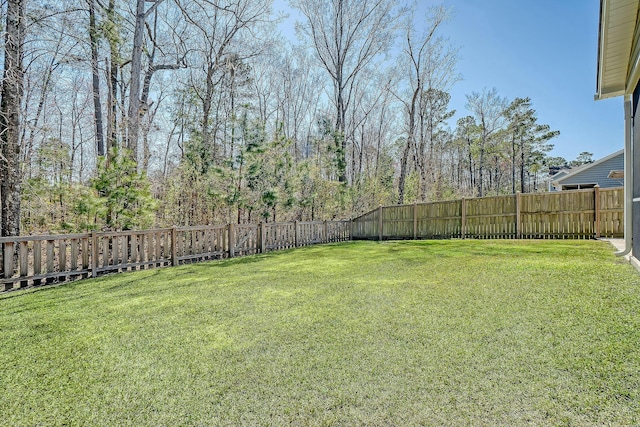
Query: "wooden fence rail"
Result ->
[[1, 220, 350, 292], [352, 187, 624, 241]]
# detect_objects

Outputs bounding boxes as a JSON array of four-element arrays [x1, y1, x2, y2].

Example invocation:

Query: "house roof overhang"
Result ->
[[595, 0, 640, 100]]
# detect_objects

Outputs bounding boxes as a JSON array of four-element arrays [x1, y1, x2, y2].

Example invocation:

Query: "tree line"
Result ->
[[0, 0, 580, 236]]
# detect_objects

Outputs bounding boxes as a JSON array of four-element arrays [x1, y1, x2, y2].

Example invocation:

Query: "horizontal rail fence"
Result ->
[[1, 220, 351, 292], [352, 187, 624, 241]]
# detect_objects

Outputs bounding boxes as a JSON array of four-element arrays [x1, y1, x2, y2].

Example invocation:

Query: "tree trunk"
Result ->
[[0, 0, 25, 237], [478, 145, 485, 197], [397, 138, 412, 204], [520, 141, 526, 193], [106, 0, 118, 158], [335, 1, 347, 184], [89, 0, 105, 157], [127, 0, 147, 161], [511, 134, 516, 194], [336, 80, 347, 183], [477, 125, 488, 197], [467, 138, 474, 191], [201, 62, 214, 165]]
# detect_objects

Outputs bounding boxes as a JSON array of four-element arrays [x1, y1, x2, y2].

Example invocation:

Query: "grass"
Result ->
[[1, 239, 640, 426]]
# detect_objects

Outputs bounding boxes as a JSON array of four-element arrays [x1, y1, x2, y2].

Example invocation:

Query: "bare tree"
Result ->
[[104, 0, 119, 155], [292, 0, 401, 183], [176, 0, 272, 165], [465, 88, 507, 197], [276, 48, 323, 160], [127, 0, 167, 160], [88, 0, 105, 157], [394, 6, 457, 204]]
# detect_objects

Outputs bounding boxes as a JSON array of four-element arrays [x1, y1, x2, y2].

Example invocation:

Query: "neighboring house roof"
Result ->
[[596, 0, 640, 99], [552, 149, 624, 186], [551, 168, 572, 180]]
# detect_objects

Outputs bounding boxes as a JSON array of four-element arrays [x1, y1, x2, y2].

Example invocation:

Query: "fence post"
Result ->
[[260, 222, 266, 253], [91, 231, 98, 278], [0, 242, 3, 285], [17, 243, 27, 284], [19, 242, 28, 288], [413, 202, 418, 240], [46, 240, 54, 284], [594, 185, 601, 238], [516, 192, 522, 239], [81, 238, 89, 277], [349, 219, 353, 241], [461, 197, 466, 239], [3, 242, 14, 291], [294, 220, 299, 247], [256, 222, 262, 253], [34, 241, 42, 285], [171, 226, 178, 266], [378, 205, 383, 242], [228, 223, 235, 258]]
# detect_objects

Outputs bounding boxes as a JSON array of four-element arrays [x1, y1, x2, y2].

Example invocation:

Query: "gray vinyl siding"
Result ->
[[559, 153, 624, 189]]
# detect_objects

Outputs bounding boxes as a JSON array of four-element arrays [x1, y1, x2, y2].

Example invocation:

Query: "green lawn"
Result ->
[[2, 240, 640, 426]]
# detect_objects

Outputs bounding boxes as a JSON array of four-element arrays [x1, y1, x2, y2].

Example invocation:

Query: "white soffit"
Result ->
[[596, 0, 639, 100]]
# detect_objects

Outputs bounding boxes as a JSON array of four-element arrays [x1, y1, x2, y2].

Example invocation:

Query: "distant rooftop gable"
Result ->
[[550, 168, 572, 180]]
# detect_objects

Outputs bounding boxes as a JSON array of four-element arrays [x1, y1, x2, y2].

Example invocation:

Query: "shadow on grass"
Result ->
[[0, 250, 288, 301], [0, 267, 164, 305], [213, 252, 281, 267]]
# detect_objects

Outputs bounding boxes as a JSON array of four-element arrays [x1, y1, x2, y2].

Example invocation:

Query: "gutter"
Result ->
[[616, 94, 633, 256], [595, 0, 606, 100]]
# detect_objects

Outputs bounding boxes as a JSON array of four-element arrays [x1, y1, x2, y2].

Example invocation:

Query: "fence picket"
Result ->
[[71, 239, 78, 271], [34, 241, 42, 286], [59, 240, 67, 279]]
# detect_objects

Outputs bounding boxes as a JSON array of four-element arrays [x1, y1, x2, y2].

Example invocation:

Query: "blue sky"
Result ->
[[273, 0, 621, 161]]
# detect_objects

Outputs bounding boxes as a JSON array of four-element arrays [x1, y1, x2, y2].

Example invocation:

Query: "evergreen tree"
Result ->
[[92, 148, 156, 230]]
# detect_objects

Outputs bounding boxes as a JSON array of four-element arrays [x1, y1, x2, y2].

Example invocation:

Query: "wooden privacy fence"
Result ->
[[1, 220, 350, 292], [0, 188, 625, 292], [351, 187, 624, 240]]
